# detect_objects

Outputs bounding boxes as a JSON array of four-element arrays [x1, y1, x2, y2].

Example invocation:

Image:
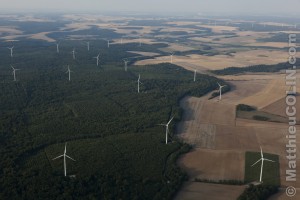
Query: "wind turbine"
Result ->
[[93, 53, 100, 66], [158, 116, 174, 144], [52, 143, 76, 177], [251, 146, 275, 183], [11, 65, 20, 81], [137, 74, 142, 93], [194, 69, 197, 82], [8, 46, 14, 57], [170, 52, 174, 63], [106, 39, 110, 48], [217, 82, 226, 101], [66, 65, 72, 81], [56, 42, 60, 53], [72, 48, 76, 60], [123, 59, 129, 72], [86, 41, 90, 51]]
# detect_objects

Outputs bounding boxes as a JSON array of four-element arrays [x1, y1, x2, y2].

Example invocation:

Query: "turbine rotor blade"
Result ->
[[157, 124, 166, 126], [66, 155, 76, 161], [64, 143, 67, 154], [264, 158, 275, 162], [260, 146, 263, 158], [251, 158, 262, 167], [52, 155, 64, 160], [167, 116, 174, 125]]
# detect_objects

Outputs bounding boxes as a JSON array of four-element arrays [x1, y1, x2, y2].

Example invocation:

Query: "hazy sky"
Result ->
[[1, 0, 300, 15]]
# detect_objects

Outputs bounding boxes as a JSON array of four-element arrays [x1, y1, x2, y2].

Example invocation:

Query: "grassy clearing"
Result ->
[[244, 152, 280, 186]]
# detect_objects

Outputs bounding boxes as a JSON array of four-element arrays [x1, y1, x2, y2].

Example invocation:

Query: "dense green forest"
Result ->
[[0, 38, 225, 199], [211, 60, 299, 75]]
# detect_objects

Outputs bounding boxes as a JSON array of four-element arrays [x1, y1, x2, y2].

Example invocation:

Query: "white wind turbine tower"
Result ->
[[66, 65, 72, 81], [137, 74, 142, 93], [194, 69, 197, 82], [106, 39, 110, 48], [11, 65, 20, 81], [251, 146, 275, 183], [72, 48, 76, 60], [217, 82, 226, 101], [8, 46, 14, 57], [158, 116, 174, 144], [170, 52, 174, 64], [93, 53, 100, 66], [56, 42, 60, 53], [86, 41, 90, 51], [123, 59, 129, 72], [52, 143, 76, 177]]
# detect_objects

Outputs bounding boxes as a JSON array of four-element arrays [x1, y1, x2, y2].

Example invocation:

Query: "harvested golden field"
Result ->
[[134, 50, 287, 70], [29, 32, 56, 42], [239, 78, 287, 109], [261, 96, 300, 121], [178, 95, 300, 188], [176, 71, 300, 200], [160, 43, 195, 52], [198, 25, 239, 33], [178, 149, 245, 181], [127, 51, 160, 57], [0, 26, 23, 35], [174, 182, 245, 200], [247, 42, 288, 48]]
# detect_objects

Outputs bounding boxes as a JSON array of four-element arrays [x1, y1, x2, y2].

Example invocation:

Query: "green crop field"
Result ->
[[244, 152, 280, 186]]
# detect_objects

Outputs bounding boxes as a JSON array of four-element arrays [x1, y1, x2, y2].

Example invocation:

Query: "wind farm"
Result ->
[[0, 5, 299, 200]]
